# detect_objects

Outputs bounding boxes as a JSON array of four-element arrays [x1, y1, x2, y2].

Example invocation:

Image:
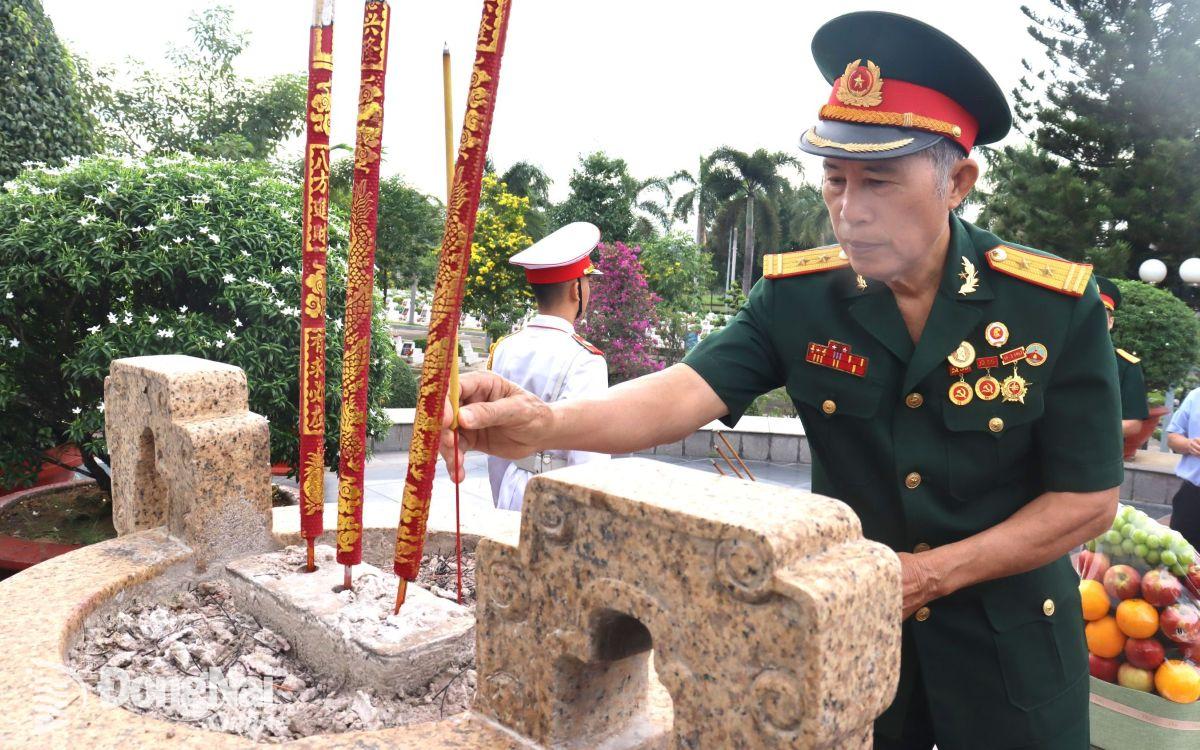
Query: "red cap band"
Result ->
[[1100, 294, 1115, 311], [823, 76, 979, 152], [525, 256, 593, 284]]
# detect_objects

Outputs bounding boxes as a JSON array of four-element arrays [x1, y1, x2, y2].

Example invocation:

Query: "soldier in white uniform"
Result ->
[[487, 222, 610, 511]]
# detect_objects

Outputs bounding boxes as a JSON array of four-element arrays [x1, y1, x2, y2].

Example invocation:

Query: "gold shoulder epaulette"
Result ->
[[762, 246, 849, 279], [984, 245, 1092, 297], [486, 335, 508, 371], [1116, 348, 1140, 364]]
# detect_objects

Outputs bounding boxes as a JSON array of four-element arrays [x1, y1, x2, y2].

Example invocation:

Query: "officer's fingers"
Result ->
[[438, 429, 468, 483], [458, 391, 539, 431]]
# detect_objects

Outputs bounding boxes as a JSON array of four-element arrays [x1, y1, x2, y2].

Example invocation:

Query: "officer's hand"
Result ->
[[897, 551, 938, 620], [438, 371, 553, 482]]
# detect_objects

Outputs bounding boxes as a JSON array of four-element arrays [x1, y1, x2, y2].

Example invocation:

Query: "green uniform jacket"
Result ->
[[684, 216, 1123, 749], [1116, 349, 1150, 421]]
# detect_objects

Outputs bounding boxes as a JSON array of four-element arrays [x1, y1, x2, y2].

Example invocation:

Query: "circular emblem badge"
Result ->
[[1025, 343, 1048, 367], [948, 380, 974, 407], [985, 322, 1010, 348], [1002, 373, 1029, 404], [947, 341, 976, 369], [975, 375, 1000, 401]]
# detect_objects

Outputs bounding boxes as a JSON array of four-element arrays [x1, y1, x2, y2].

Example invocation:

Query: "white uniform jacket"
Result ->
[[486, 314, 609, 511]]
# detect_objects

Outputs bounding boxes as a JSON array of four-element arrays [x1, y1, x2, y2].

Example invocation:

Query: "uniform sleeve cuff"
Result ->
[[1041, 459, 1125, 494]]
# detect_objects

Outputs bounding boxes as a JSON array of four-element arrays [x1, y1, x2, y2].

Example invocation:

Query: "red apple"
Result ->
[[1090, 653, 1121, 683], [1185, 563, 1200, 598], [1077, 550, 1111, 581], [1104, 565, 1142, 601], [1179, 641, 1200, 664], [1125, 638, 1167, 670], [1118, 663, 1156, 692], [1161, 603, 1200, 643], [1143, 569, 1184, 607]]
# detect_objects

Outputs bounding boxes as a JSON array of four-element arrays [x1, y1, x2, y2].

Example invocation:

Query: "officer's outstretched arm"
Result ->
[[440, 364, 726, 480]]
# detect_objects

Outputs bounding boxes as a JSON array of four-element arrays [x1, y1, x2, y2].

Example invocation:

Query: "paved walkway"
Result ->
[[279, 451, 814, 521]]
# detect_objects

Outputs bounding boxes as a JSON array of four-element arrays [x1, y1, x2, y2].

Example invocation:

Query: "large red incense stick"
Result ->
[[335, 0, 391, 590], [393, 0, 513, 612], [298, 0, 335, 573]]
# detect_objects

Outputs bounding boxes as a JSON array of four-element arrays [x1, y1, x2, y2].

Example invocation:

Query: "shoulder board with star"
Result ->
[[762, 246, 849, 279], [572, 334, 603, 356], [984, 245, 1093, 297], [1116, 347, 1141, 364]]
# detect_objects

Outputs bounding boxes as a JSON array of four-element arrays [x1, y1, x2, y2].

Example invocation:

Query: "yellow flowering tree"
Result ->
[[463, 174, 533, 341]]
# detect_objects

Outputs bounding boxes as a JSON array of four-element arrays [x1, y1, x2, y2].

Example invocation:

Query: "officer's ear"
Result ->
[[946, 158, 980, 212]]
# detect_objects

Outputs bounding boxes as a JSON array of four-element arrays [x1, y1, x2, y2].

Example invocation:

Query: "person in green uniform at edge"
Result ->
[[1096, 276, 1151, 436], [439, 12, 1123, 750]]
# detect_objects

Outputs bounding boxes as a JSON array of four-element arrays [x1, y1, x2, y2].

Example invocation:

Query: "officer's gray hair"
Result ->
[[923, 139, 967, 200]]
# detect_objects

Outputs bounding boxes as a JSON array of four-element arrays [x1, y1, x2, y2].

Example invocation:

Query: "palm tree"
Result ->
[[778, 182, 834, 250], [709, 148, 802, 293], [500, 160, 552, 240], [632, 176, 674, 239], [670, 153, 739, 246]]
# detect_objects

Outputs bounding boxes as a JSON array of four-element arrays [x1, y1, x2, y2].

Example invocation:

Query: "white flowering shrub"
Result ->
[[0, 155, 396, 490]]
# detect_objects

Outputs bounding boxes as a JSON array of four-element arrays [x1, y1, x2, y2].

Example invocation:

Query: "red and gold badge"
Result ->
[[985, 321, 1009, 348], [975, 374, 1000, 401], [1001, 371, 1030, 404], [947, 341, 976, 369], [836, 59, 884, 107], [949, 379, 974, 407]]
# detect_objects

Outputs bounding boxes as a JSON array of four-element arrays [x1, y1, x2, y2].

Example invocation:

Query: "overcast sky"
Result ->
[[44, 1, 1052, 203]]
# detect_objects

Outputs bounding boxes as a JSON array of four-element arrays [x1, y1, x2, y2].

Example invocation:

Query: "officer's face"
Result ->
[[822, 153, 975, 284]]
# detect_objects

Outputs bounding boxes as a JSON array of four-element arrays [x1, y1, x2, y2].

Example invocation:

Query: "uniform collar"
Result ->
[[526, 314, 576, 334]]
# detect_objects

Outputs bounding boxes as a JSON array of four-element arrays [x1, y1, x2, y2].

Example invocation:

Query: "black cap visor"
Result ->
[[800, 119, 948, 160]]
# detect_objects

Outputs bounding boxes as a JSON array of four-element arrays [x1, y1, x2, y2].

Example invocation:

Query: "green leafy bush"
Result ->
[[0, 0, 95, 181], [0, 155, 394, 489], [1111, 279, 1200, 391], [386, 353, 418, 408]]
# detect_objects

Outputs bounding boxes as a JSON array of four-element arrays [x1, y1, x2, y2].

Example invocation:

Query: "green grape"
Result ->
[[1104, 530, 1122, 545], [1148, 536, 1163, 550], [1147, 550, 1162, 566], [1135, 544, 1149, 559], [1122, 539, 1137, 555], [1085, 539, 1097, 553], [1133, 529, 1148, 544], [1179, 548, 1195, 566], [1162, 550, 1178, 567], [1172, 564, 1188, 577], [1121, 505, 1137, 522]]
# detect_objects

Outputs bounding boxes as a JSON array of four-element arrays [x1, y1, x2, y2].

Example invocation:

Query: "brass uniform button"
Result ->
[[913, 542, 931, 553], [905, 472, 922, 489], [988, 417, 1004, 433], [915, 606, 931, 622], [1043, 599, 1055, 616], [822, 399, 837, 415], [905, 393, 924, 409]]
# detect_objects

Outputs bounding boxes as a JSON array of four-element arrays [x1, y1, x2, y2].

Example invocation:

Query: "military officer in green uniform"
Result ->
[[1097, 276, 1151, 435], [440, 12, 1122, 749]]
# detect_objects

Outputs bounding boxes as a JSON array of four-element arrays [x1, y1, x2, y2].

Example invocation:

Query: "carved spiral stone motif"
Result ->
[[751, 668, 806, 734], [534, 491, 573, 543], [487, 561, 528, 622], [715, 535, 774, 602]]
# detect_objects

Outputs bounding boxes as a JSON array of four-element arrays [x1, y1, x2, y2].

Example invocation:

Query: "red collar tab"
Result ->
[[822, 59, 979, 152], [525, 257, 593, 284]]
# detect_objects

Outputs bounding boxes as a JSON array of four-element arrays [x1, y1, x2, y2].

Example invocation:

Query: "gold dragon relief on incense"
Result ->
[[475, 0, 509, 53], [337, 517, 362, 553], [302, 451, 325, 516], [353, 84, 384, 172]]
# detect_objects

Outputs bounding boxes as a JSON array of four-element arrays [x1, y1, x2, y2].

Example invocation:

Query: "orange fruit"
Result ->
[[1080, 579, 1110, 621], [1086, 615, 1128, 658], [1155, 660, 1200, 704], [1116, 599, 1160, 639]]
